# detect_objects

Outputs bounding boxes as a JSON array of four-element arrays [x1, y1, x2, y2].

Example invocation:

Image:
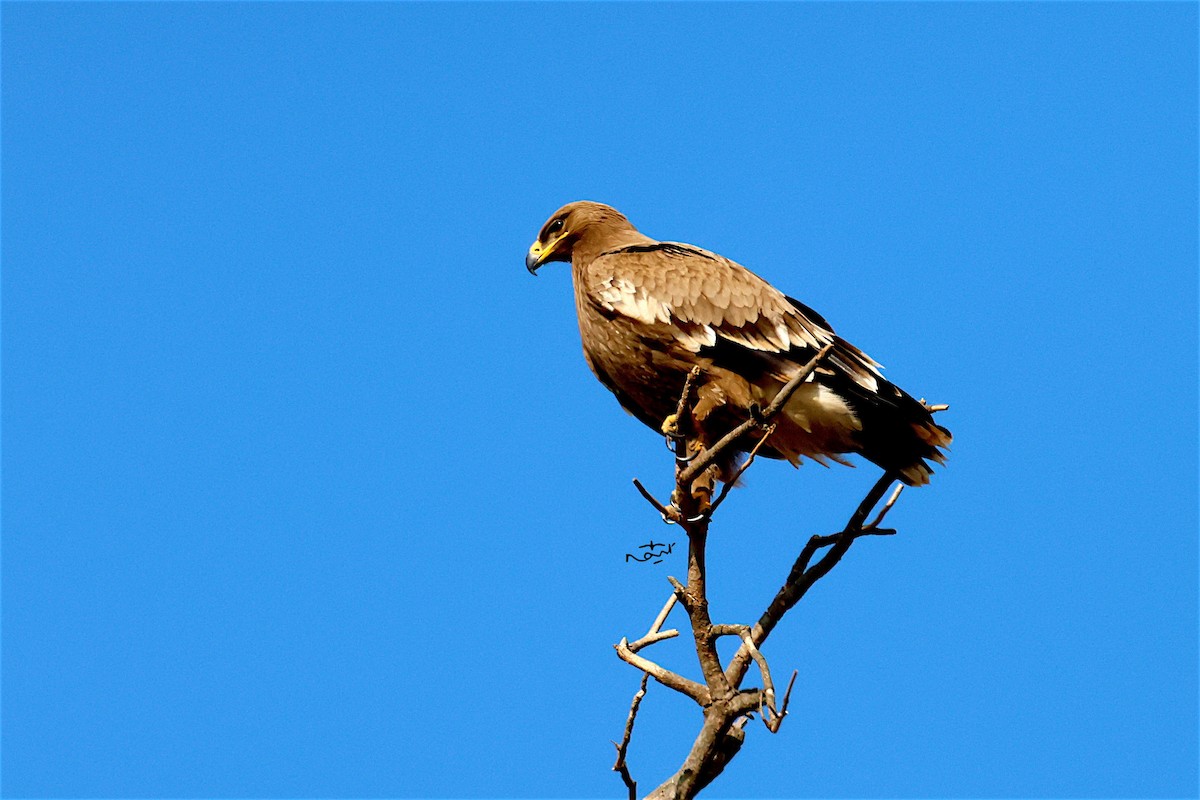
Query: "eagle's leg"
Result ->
[[670, 436, 716, 517], [680, 385, 726, 514], [686, 438, 719, 515]]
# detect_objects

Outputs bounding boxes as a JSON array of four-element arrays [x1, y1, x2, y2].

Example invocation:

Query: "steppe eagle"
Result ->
[[525, 201, 950, 487]]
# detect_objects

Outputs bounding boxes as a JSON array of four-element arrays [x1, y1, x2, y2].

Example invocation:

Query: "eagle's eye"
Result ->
[[546, 217, 565, 237]]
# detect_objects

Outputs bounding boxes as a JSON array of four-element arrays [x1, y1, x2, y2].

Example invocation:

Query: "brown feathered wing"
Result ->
[[580, 242, 950, 485]]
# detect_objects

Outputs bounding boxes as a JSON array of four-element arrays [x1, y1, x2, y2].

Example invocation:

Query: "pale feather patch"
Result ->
[[900, 462, 932, 486], [783, 383, 862, 435], [676, 324, 717, 350], [774, 321, 791, 351], [598, 277, 672, 325]]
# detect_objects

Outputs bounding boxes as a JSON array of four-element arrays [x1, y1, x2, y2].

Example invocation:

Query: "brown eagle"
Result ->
[[525, 201, 950, 486]]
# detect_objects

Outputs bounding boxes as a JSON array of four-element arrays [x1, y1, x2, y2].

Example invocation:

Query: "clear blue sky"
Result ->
[[3, 3, 1196, 798]]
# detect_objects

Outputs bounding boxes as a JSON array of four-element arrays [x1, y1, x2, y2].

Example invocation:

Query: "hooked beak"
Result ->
[[525, 242, 544, 275], [526, 233, 569, 275]]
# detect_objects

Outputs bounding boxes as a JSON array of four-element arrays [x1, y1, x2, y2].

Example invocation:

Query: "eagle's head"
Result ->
[[525, 201, 638, 274]]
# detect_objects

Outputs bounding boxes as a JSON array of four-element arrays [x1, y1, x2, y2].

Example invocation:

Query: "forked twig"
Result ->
[[737, 631, 776, 716], [615, 638, 710, 704], [628, 628, 680, 653], [765, 671, 799, 734], [865, 483, 904, 530], [724, 471, 899, 689], [612, 672, 650, 800], [629, 594, 680, 652]]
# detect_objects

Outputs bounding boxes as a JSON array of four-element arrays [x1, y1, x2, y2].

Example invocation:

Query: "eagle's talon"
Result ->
[[665, 437, 699, 463], [661, 413, 683, 438], [659, 503, 688, 525], [659, 501, 708, 526]]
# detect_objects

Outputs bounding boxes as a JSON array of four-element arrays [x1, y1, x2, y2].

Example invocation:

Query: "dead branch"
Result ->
[[724, 471, 898, 689], [629, 594, 680, 653], [737, 630, 778, 723], [707, 625, 790, 731], [867, 484, 904, 529], [678, 525, 733, 699], [632, 478, 680, 523], [613, 672, 650, 800], [668, 367, 703, 443], [766, 671, 799, 734], [615, 637, 710, 704], [613, 347, 929, 799]]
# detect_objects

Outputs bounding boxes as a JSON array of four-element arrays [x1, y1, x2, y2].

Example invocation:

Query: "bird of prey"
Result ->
[[525, 201, 950, 487]]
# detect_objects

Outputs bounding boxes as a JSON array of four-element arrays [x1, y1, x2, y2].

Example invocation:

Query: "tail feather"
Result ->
[[824, 373, 952, 486]]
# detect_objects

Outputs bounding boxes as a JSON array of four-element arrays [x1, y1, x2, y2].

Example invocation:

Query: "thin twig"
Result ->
[[709, 623, 749, 638], [648, 593, 678, 634], [629, 593, 682, 652], [665, 575, 691, 609], [765, 670, 799, 733], [806, 525, 896, 549], [632, 478, 679, 523], [671, 367, 703, 434], [628, 629, 680, 652], [612, 672, 649, 800], [736, 630, 778, 724], [865, 484, 904, 530]]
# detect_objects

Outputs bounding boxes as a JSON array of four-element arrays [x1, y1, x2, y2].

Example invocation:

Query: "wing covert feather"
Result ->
[[586, 242, 882, 391]]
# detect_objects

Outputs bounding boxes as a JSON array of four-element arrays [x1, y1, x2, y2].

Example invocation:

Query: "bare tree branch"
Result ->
[[629, 594, 680, 653], [613, 672, 650, 800], [866, 484, 904, 530], [765, 670, 799, 734], [611, 344, 935, 799], [666, 367, 703, 444], [615, 637, 710, 704], [679, 525, 733, 699], [649, 593, 679, 633], [632, 478, 680, 523], [725, 471, 898, 688], [737, 630, 778, 722]]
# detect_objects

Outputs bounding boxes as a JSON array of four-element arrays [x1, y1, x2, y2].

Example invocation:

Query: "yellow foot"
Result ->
[[661, 413, 682, 437]]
